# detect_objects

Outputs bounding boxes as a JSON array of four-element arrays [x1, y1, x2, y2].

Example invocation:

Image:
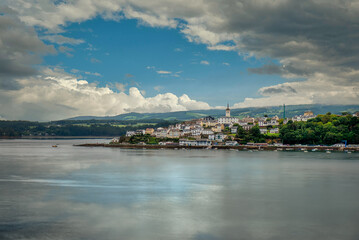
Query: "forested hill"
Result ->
[[67, 104, 359, 121]]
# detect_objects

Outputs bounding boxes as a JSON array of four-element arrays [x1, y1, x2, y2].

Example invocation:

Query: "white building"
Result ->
[[217, 104, 240, 124], [270, 128, 279, 134], [208, 133, 226, 142], [135, 129, 145, 135], [225, 141, 239, 146], [201, 129, 214, 135], [154, 128, 168, 138], [243, 125, 254, 131], [179, 139, 211, 146], [260, 129, 268, 134], [231, 126, 238, 134], [126, 131, 136, 137], [167, 129, 181, 138], [270, 119, 279, 126], [218, 117, 239, 124]]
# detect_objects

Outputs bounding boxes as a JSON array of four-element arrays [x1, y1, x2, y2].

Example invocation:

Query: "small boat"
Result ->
[[326, 150, 331, 154], [52, 145, 58, 148], [304, 150, 308, 153]]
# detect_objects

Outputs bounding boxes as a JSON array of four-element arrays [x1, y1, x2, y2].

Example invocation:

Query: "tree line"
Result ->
[[235, 113, 358, 145], [0, 119, 177, 137]]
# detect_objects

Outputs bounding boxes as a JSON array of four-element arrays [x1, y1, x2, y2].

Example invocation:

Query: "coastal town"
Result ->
[[110, 105, 359, 148]]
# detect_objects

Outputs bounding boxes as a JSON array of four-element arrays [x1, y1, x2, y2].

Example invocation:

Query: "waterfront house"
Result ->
[[243, 125, 254, 131], [201, 129, 214, 135], [179, 139, 211, 146], [126, 131, 136, 137], [167, 129, 181, 138], [145, 128, 154, 135], [270, 128, 279, 134], [209, 133, 226, 142], [111, 138, 120, 143], [260, 128, 268, 134], [258, 120, 268, 127], [135, 129, 145, 135], [230, 126, 238, 134], [225, 141, 239, 146], [154, 128, 168, 138]]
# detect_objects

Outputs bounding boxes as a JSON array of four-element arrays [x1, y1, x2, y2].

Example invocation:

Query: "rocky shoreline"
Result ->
[[75, 143, 358, 152]]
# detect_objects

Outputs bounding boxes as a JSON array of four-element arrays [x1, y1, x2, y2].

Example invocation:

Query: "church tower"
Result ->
[[226, 103, 231, 117]]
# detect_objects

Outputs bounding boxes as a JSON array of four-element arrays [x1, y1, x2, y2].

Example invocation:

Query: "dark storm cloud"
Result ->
[[261, 85, 297, 95], [213, 0, 359, 79], [0, 7, 55, 89], [248, 64, 283, 75]]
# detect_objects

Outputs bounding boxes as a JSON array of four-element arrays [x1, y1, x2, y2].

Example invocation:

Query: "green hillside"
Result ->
[[67, 104, 359, 121]]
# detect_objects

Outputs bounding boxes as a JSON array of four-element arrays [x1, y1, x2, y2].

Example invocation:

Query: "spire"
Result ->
[[226, 103, 230, 117]]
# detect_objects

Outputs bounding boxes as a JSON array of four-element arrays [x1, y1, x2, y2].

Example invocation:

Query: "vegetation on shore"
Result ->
[[233, 113, 358, 145], [280, 113, 359, 145], [1, 112, 358, 146], [0, 119, 177, 137]]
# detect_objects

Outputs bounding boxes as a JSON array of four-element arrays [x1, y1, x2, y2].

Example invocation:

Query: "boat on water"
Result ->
[[326, 150, 331, 153], [52, 145, 58, 148]]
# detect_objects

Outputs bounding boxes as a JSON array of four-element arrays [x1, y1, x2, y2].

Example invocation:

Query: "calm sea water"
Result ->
[[0, 139, 359, 240]]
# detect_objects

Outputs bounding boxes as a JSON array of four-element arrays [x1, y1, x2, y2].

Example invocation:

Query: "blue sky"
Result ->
[[42, 17, 287, 106], [1, 1, 358, 120]]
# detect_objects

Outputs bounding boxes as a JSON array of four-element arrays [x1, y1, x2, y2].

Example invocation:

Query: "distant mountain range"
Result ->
[[67, 104, 359, 121]]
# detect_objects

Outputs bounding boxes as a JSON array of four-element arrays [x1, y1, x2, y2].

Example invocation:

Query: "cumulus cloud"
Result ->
[[90, 57, 101, 63], [0, 7, 55, 90], [234, 76, 359, 108], [59, 46, 74, 57], [200, 60, 210, 65], [153, 85, 163, 92], [0, 68, 210, 121], [2, 0, 359, 110], [116, 83, 127, 92], [41, 34, 84, 45], [156, 70, 172, 74], [84, 71, 102, 77]]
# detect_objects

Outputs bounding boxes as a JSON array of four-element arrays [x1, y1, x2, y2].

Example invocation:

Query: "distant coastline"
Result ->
[[0, 136, 112, 139]]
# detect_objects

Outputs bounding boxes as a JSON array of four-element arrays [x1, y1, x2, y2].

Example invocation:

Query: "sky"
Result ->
[[0, 0, 359, 121]]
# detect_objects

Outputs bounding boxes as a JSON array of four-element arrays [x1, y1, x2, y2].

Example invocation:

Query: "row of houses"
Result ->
[[125, 108, 319, 142], [178, 139, 239, 146]]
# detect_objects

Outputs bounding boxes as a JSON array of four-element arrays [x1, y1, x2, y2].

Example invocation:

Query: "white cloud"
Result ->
[[115, 83, 127, 92], [234, 75, 359, 108], [3, 0, 359, 109], [0, 68, 210, 121], [200, 60, 209, 65], [90, 57, 101, 63], [156, 70, 172, 74], [41, 34, 84, 45], [84, 71, 102, 77], [154, 85, 163, 92]]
